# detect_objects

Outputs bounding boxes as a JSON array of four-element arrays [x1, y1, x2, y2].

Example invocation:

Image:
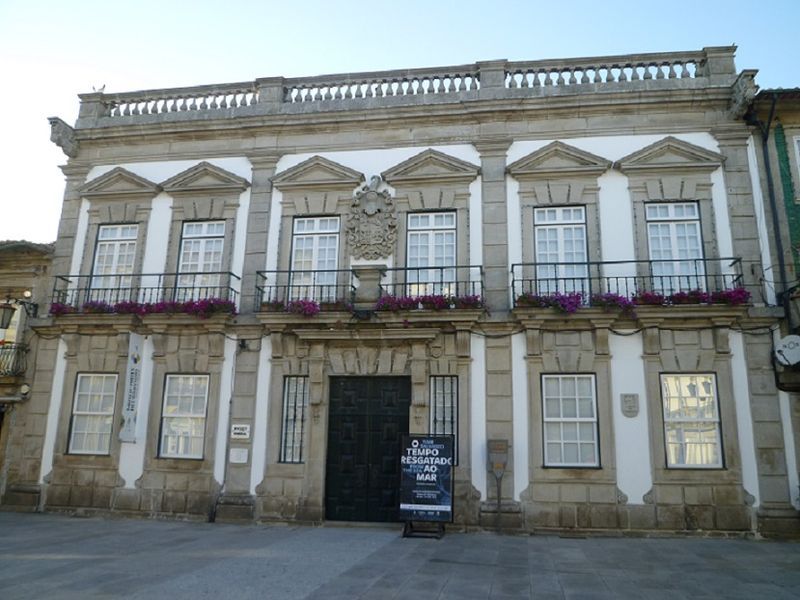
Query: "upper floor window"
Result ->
[[534, 207, 588, 295], [178, 221, 225, 299], [290, 217, 340, 301], [69, 373, 117, 455], [159, 374, 209, 459], [542, 374, 599, 467], [646, 203, 703, 294], [407, 212, 456, 295], [91, 225, 138, 296], [661, 374, 722, 468]]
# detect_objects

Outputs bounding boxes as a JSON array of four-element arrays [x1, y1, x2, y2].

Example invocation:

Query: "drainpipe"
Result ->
[[746, 93, 791, 329]]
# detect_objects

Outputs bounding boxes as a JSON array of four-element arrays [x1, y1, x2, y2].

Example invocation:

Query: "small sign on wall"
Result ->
[[230, 424, 251, 440], [229, 448, 249, 464], [621, 394, 639, 418]]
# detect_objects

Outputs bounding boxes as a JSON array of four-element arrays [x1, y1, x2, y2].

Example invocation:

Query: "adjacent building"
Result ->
[[2, 46, 798, 535]]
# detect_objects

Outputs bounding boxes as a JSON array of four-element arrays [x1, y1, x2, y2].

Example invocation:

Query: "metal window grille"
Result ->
[[429, 375, 457, 463], [280, 376, 308, 463]]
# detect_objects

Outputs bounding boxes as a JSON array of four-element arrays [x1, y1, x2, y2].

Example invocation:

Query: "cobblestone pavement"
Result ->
[[1, 512, 799, 599]]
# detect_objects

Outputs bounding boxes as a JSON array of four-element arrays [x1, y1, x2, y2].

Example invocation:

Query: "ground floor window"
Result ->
[[69, 373, 117, 455], [430, 375, 457, 462], [542, 374, 599, 467], [280, 376, 308, 463], [661, 373, 722, 468], [159, 374, 209, 459]]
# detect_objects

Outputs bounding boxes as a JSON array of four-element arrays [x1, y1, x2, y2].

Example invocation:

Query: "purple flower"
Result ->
[[710, 287, 751, 305], [590, 292, 636, 316], [286, 299, 321, 317], [49, 302, 77, 316], [632, 291, 666, 306], [81, 300, 114, 314]]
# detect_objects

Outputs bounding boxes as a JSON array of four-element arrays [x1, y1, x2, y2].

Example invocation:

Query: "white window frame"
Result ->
[[533, 207, 588, 296], [289, 217, 340, 301], [177, 221, 226, 300], [661, 374, 723, 469], [90, 224, 138, 300], [542, 374, 599, 467], [68, 373, 117, 455], [645, 202, 704, 294], [280, 376, 308, 463], [429, 375, 458, 464], [159, 374, 209, 460], [406, 211, 457, 296]]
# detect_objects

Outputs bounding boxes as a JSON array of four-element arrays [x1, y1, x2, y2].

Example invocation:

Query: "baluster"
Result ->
[[618, 64, 628, 82], [668, 62, 678, 79], [567, 68, 577, 85], [593, 66, 603, 83], [199, 95, 208, 109], [630, 63, 641, 81], [210, 94, 219, 109], [643, 62, 654, 80], [580, 68, 591, 84], [656, 62, 666, 79], [186, 96, 196, 110], [679, 62, 691, 78]]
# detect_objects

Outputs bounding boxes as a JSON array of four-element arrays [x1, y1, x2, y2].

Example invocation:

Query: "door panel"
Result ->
[[326, 377, 410, 522]]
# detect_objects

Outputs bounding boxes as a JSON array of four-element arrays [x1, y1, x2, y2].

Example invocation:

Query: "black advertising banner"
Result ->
[[399, 435, 454, 522]]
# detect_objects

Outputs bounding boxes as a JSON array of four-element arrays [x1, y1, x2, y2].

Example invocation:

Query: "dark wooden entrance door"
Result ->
[[326, 376, 411, 522]]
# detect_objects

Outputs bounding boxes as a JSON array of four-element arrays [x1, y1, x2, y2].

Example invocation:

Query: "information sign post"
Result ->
[[399, 434, 454, 538]]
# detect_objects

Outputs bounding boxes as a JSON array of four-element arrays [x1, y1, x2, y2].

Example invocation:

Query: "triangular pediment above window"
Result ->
[[79, 167, 161, 198], [615, 137, 725, 174], [271, 156, 364, 191], [160, 162, 250, 194], [382, 149, 480, 185], [507, 142, 611, 179]]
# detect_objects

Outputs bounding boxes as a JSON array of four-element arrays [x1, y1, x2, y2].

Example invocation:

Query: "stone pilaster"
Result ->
[[475, 138, 512, 314], [241, 154, 280, 312], [716, 126, 799, 530]]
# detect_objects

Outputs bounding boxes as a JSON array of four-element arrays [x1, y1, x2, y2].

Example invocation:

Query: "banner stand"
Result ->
[[402, 520, 445, 539]]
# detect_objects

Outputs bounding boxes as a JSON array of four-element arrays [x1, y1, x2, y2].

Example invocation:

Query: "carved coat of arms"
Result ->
[[347, 175, 397, 260]]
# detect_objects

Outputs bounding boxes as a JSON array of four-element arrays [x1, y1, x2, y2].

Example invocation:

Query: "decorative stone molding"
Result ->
[[79, 167, 161, 199], [728, 70, 758, 119], [271, 155, 363, 191], [643, 488, 654, 504], [48, 117, 79, 158], [507, 141, 611, 180], [616, 487, 629, 505], [160, 161, 250, 195], [615, 136, 725, 175], [347, 177, 396, 260], [381, 149, 480, 186]]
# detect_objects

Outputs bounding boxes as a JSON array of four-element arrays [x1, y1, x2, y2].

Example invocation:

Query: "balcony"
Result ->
[[380, 265, 484, 301], [511, 258, 745, 308], [256, 269, 357, 311], [0, 343, 27, 377], [52, 272, 241, 312], [256, 265, 485, 315]]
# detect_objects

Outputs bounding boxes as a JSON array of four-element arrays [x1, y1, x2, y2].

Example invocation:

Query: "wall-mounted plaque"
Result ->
[[230, 424, 251, 440], [621, 394, 639, 418], [229, 448, 249, 464]]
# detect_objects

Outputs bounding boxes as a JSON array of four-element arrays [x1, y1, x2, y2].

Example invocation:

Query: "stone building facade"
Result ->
[[2, 46, 799, 535]]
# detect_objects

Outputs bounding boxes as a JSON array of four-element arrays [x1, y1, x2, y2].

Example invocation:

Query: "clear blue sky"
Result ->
[[1, 0, 798, 242]]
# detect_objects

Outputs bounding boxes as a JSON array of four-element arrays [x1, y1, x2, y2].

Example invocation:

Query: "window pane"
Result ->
[[542, 374, 598, 467], [160, 375, 208, 459], [69, 374, 116, 455], [661, 374, 722, 468]]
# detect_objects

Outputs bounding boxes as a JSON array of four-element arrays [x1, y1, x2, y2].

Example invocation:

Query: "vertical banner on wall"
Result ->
[[399, 435, 454, 523], [119, 332, 143, 443]]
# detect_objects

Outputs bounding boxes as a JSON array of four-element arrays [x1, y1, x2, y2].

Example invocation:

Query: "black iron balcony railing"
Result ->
[[0, 343, 27, 377], [381, 265, 484, 299], [511, 257, 744, 306], [256, 269, 357, 309], [52, 272, 241, 309]]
